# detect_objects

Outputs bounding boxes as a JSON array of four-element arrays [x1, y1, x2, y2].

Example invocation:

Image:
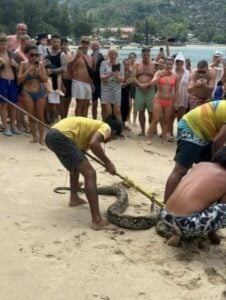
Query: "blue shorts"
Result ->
[[45, 128, 87, 174], [161, 204, 226, 238], [0, 78, 19, 103]]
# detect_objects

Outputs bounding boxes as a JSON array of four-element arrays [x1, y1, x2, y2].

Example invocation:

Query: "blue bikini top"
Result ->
[[26, 74, 40, 80]]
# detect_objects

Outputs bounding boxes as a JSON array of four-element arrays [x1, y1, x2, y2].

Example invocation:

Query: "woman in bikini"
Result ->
[[147, 57, 179, 145], [18, 45, 48, 144]]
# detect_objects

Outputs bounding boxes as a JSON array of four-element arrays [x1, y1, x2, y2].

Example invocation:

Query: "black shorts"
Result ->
[[62, 79, 72, 99], [92, 81, 101, 101], [174, 140, 212, 169], [130, 83, 136, 99], [45, 129, 87, 173]]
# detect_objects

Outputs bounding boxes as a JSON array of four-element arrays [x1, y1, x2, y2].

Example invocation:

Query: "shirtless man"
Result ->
[[188, 59, 216, 110], [7, 23, 28, 51], [133, 47, 156, 135], [210, 50, 224, 97], [69, 36, 93, 117], [60, 37, 74, 118], [161, 147, 226, 246], [0, 33, 20, 136]]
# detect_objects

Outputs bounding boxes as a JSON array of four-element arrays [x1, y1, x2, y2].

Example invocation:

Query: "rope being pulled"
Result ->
[[0, 94, 164, 209]]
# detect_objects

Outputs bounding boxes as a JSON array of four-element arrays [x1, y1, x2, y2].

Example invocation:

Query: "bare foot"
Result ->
[[208, 232, 221, 245], [39, 138, 45, 145], [166, 233, 181, 247], [146, 139, 152, 145], [30, 137, 38, 143], [69, 195, 86, 207], [91, 219, 117, 231]]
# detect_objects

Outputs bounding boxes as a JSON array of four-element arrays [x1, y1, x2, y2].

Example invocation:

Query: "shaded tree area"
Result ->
[[69, 0, 226, 43], [0, 0, 93, 40], [0, 0, 226, 43]]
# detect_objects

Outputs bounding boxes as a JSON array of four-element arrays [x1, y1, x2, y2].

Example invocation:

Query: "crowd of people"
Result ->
[[1, 23, 226, 239], [1, 23, 226, 142]]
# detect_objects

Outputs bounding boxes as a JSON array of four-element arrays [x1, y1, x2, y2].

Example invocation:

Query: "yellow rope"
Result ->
[[86, 152, 165, 208]]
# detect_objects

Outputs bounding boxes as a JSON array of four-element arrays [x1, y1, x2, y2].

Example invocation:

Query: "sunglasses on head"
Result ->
[[30, 53, 39, 57]]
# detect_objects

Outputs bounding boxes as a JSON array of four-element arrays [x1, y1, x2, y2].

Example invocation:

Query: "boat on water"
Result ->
[[121, 43, 140, 50]]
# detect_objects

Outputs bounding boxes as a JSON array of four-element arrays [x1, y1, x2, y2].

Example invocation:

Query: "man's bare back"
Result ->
[[166, 162, 226, 215]]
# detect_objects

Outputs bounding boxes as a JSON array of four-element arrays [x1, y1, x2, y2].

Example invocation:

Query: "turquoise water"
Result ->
[[102, 45, 226, 67], [69, 44, 226, 67]]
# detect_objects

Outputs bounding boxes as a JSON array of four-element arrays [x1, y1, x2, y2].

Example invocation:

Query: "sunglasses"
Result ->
[[81, 41, 89, 44], [30, 53, 39, 57], [198, 70, 206, 74]]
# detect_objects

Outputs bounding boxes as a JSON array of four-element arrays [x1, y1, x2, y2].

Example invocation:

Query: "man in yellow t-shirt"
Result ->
[[45, 116, 122, 231]]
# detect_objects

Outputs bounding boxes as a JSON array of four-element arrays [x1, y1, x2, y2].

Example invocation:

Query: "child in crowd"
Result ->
[[37, 33, 64, 96]]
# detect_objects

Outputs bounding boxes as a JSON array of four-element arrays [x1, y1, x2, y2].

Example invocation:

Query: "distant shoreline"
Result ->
[[179, 44, 226, 48]]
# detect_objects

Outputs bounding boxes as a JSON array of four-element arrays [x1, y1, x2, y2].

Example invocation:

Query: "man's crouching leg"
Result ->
[[69, 171, 86, 206], [78, 160, 116, 231]]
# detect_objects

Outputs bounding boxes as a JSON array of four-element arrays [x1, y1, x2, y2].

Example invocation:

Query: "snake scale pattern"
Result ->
[[54, 184, 160, 230]]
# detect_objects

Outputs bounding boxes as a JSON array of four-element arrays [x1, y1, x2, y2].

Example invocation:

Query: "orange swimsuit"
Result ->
[[158, 76, 176, 86], [155, 74, 176, 108]]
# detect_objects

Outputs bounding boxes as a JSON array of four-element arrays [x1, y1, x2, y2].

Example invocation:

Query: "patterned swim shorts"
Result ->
[[161, 204, 226, 238]]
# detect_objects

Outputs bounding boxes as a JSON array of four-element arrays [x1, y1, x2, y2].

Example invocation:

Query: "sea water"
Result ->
[[102, 45, 226, 67], [69, 44, 226, 68]]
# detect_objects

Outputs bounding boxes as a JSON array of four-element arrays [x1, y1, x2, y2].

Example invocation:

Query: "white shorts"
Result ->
[[48, 91, 60, 104], [72, 80, 92, 100]]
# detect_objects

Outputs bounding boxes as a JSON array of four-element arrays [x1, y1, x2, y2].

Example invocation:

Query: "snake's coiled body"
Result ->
[[54, 185, 159, 230]]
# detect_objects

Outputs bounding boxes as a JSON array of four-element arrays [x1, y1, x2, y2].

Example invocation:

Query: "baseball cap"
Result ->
[[214, 50, 223, 57]]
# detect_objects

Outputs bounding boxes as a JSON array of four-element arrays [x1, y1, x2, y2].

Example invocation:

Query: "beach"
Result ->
[[0, 109, 226, 300]]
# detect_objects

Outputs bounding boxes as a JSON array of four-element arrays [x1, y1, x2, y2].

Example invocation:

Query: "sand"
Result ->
[[0, 113, 226, 300]]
